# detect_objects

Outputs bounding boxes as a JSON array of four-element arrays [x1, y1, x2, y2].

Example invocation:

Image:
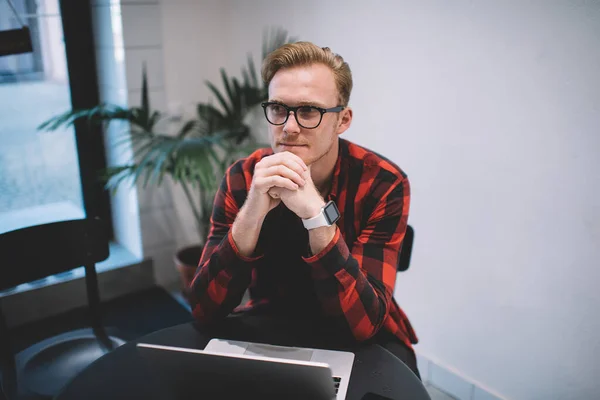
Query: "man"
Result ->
[[189, 42, 419, 376]]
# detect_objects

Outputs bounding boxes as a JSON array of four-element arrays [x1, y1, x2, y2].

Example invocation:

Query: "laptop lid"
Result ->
[[205, 339, 355, 400], [136, 343, 337, 400]]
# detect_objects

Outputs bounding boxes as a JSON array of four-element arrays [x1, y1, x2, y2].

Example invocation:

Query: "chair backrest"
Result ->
[[397, 225, 414, 272], [0, 218, 109, 292]]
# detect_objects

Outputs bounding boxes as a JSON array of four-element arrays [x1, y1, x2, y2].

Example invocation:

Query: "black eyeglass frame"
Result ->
[[261, 101, 345, 129]]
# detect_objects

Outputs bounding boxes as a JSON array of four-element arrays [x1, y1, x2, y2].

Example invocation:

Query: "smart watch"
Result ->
[[302, 200, 340, 230]]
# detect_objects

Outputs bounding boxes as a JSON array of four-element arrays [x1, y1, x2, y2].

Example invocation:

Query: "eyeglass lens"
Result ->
[[264, 103, 322, 129]]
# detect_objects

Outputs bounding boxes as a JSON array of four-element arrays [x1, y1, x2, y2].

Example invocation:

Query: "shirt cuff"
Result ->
[[302, 227, 350, 274], [226, 230, 264, 262]]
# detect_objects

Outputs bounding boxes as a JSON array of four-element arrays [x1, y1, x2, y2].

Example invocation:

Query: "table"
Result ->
[[55, 315, 430, 400]]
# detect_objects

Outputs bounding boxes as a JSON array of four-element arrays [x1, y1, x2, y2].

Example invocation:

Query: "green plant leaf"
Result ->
[[247, 53, 259, 88], [103, 165, 137, 192], [205, 79, 232, 118], [230, 76, 243, 121], [141, 63, 150, 125], [197, 103, 226, 132], [220, 68, 235, 118], [130, 134, 161, 161], [148, 111, 162, 131], [241, 65, 250, 88], [175, 119, 199, 139]]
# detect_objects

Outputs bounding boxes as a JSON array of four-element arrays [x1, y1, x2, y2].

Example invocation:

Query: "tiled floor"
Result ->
[[10, 286, 193, 352], [426, 384, 457, 400]]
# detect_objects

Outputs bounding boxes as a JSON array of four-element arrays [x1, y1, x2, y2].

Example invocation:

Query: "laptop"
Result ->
[[137, 339, 355, 400]]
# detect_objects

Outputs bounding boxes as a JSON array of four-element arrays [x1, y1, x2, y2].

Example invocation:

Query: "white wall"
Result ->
[[157, 1, 600, 398], [161, 0, 230, 112], [160, 0, 234, 248], [92, 0, 179, 287]]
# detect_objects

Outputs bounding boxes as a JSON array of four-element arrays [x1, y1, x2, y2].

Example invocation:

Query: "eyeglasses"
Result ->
[[261, 102, 345, 129]]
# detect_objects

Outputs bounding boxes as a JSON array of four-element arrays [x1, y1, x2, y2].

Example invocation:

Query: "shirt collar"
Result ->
[[326, 138, 345, 203]]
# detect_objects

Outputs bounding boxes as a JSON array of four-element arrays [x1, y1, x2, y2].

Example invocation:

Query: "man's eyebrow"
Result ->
[[297, 100, 327, 108], [268, 99, 327, 108]]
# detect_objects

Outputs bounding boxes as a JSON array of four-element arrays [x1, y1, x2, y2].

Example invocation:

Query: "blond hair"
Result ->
[[261, 41, 353, 107]]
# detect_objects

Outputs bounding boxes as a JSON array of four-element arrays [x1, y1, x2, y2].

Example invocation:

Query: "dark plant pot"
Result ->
[[174, 244, 204, 303]]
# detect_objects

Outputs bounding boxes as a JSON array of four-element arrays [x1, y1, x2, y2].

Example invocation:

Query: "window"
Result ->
[[0, 0, 115, 292]]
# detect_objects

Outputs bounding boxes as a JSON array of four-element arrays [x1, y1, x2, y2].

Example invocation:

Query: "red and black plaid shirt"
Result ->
[[190, 138, 418, 348]]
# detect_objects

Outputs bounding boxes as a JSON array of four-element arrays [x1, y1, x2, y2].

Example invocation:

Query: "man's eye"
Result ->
[[271, 105, 286, 114], [298, 106, 320, 118]]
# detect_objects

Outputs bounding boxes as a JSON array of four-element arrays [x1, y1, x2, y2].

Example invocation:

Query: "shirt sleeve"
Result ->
[[189, 162, 263, 324], [303, 176, 410, 341]]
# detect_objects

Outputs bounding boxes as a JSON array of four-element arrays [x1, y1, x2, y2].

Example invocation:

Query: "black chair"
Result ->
[[397, 225, 414, 272], [0, 218, 125, 399]]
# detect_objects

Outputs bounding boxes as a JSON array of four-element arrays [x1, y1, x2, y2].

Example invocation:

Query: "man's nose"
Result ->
[[283, 111, 301, 134]]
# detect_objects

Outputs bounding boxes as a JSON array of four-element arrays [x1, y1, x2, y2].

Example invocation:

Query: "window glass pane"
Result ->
[[0, 0, 85, 234]]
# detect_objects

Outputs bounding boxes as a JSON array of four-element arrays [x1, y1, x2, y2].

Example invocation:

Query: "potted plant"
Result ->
[[38, 27, 295, 301]]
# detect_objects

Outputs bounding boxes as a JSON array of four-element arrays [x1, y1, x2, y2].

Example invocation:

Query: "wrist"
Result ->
[[308, 225, 337, 255], [231, 205, 265, 257], [302, 199, 326, 220], [236, 204, 266, 231]]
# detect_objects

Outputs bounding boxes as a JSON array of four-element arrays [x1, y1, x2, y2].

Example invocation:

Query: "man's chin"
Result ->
[[272, 144, 315, 165]]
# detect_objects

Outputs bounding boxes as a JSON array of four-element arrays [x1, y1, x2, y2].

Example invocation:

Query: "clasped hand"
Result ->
[[246, 152, 325, 221]]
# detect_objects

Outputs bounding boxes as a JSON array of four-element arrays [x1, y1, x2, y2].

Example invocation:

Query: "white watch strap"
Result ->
[[302, 210, 329, 230]]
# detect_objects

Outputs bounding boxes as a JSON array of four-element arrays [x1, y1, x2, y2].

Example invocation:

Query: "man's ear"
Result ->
[[336, 107, 353, 136]]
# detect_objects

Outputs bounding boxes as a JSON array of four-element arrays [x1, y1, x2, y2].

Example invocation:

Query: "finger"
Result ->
[[280, 158, 308, 182], [259, 152, 307, 172], [256, 159, 307, 184], [261, 165, 306, 187], [267, 187, 283, 198], [301, 166, 312, 181], [255, 175, 299, 193], [274, 151, 308, 171]]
